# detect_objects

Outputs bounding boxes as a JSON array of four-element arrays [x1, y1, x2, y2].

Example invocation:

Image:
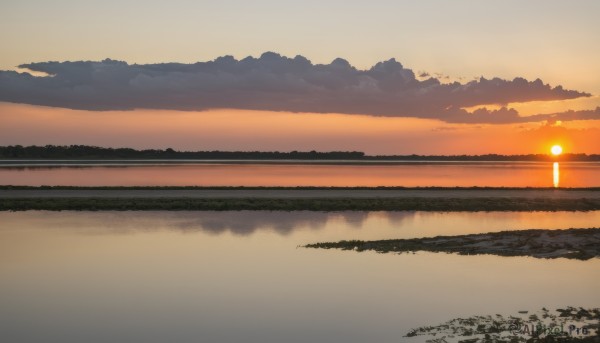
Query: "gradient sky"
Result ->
[[1, 0, 599, 154]]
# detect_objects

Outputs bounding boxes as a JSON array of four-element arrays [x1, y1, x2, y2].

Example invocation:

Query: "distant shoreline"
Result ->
[[1, 145, 598, 161], [2, 159, 600, 167]]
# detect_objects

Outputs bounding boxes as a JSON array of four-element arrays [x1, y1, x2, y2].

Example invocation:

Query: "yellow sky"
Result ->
[[1, 1, 599, 93]]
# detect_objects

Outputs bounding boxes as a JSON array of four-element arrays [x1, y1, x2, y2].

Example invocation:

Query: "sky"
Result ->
[[1, 0, 599, 154]]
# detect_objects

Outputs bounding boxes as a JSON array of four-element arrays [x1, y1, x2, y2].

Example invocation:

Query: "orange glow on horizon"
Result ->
[[0, 102, 599, 155]]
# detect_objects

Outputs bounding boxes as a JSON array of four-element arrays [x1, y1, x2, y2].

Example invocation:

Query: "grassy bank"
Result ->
[[1, 197, 600, 211]]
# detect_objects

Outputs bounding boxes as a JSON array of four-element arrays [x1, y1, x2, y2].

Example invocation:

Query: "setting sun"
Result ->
[[551, 145, 563, 156]]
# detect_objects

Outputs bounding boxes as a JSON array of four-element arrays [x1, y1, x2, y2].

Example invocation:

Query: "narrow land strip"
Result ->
[[1, 197, 600, 211], [1, 188, 600, 199], [2, 187, 599, 211]]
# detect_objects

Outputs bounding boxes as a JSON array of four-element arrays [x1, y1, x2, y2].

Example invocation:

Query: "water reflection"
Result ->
[[2, 210, 599, 239], [0, 211, 408, 236], [1, 211, 599, 343], [1, 162, 599, 187], [554, 162, 560, 188]]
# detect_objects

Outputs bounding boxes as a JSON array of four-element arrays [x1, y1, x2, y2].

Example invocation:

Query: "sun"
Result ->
[[551, 145, 563, 156]]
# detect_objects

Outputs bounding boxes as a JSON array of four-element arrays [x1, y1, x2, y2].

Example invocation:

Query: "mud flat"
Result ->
[[305, 228, 600, 260]]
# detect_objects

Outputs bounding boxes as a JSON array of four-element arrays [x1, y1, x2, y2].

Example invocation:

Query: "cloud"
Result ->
[[442, 106, 600, 124], [521, 107, 600, 123], [0, 52, 594, 123]]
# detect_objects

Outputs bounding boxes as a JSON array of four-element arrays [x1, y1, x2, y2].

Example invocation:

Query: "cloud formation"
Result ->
[[0, 52, 595, 123], [444, 106, 600, 124]]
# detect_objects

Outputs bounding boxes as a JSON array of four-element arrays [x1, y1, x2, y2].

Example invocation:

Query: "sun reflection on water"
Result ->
[[553, 162, 560, 188]]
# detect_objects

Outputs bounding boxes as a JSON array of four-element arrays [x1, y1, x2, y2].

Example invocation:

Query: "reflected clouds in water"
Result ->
[[0, 211, 420, 236]]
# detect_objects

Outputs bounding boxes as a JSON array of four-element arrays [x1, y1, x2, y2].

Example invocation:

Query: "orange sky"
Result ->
[[1, 102, 598, 154], [1, 1, 599, 155]]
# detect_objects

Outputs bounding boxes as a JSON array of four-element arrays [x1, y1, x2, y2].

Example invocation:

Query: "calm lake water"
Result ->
[[1, 211, 598, 343], [1, 161, 600, 187]]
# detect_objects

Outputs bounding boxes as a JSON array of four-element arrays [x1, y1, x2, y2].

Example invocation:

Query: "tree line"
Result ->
[[0, 145, 365, 160], [0, 145, 598, 161]]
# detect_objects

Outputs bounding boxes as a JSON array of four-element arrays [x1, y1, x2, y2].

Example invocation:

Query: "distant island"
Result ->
[[1, 145, 599, 161]]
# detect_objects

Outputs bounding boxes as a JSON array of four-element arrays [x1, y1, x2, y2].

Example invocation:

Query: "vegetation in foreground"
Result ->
[[405, 307, 599, 343], [305, 228, 600, 260], [1, 197, 600, 212]]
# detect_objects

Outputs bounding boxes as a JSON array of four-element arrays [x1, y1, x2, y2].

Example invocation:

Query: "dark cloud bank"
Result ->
[[0, 52, 597, 124]]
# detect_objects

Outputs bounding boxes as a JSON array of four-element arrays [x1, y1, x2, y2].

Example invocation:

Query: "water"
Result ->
[[1, 161, 600, 187], [1, 211, 598, 343]]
